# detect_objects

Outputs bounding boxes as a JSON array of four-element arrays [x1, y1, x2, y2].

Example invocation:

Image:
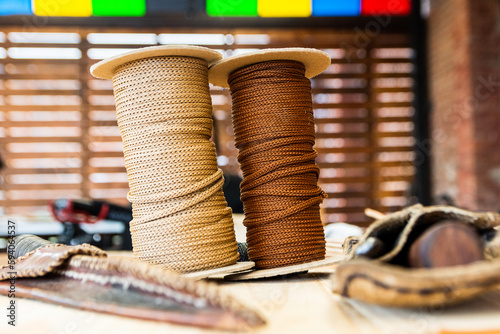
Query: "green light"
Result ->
[[92, 0, 146, 16], [206, 0, 257, 17]]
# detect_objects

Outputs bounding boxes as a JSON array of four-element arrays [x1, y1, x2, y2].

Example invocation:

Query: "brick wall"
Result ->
[[429, 0, 500, 210]]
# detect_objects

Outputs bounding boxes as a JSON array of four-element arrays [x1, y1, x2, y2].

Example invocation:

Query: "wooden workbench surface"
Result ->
[[1, 252, 500, 334]]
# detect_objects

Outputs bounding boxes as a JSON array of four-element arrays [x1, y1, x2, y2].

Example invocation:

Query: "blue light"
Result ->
[[0, 0, 31, 15], [312, 0, 360, 16]]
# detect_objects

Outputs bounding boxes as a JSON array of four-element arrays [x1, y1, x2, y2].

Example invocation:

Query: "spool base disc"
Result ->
[[224, 257, 342, 281], [184, 261, 255, 280]]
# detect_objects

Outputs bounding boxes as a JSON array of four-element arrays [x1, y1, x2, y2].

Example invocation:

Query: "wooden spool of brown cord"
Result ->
[[209, 48, 341, 280], [90, 45, 254, 277]]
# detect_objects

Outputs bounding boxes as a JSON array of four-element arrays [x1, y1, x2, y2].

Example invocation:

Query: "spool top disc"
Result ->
[[91, 45, 223, 80], [208, 48, 331, 88]]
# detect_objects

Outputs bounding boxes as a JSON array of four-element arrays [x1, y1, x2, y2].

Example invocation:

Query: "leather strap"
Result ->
[[0, 241, 265, 330], [0, 243, 106, 280]]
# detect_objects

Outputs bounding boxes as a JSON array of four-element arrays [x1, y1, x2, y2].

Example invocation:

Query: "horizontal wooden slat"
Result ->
[[88, 90, 114, 95], [2, 168, 81, 174], [86, 44, 159, 49], [0, 105, 81, 111], [87, 105, 116, 111], [320, 175, 413, 183], [316, 131, 413, 138], [312, 88, 366, 94], [89, 121, 118, 126], [319, 73, 412, 79], [87, 167, 126, 173], [322, 207, 368, 214], [371, 87, 413, 93], [324, 190, 407, 198], [316, 146, 414, 153], [0, 74, 80, 80], [323, 206, 404, 214], [0, 121, 81, 127], [88, 152, 125, 158], [327, 58, 413, 65], [89, 182, 129, 189], [87, 136, 122, 142], [315, 117, 412, 124], [0, 90, 81, 95], [312, 87, 412, 94], [4, 152, 82, 158], [3, 183, 81, 190], [2, 42, 152, 49], [314, 118, 369, 124], [318, 161, 414, 168], [0, 58, 81, 64], [0, 199, 52, 207], [0, 137, 80, 143], [313, 102, 412, 109], [322, 192, 370, 198]]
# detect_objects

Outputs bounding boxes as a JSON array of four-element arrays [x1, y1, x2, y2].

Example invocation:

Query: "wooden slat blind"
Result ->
[[0, 28, 415, 226]]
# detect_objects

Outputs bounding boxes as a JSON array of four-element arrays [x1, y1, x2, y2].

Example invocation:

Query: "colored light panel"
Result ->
[[258, 0, 310, 17], [206, 0, 257, 17], [361, 0, 411, 15], [34, 0, 92, 16], [0, 0, 31, 15], [313, 0, 360, 16], [92, 0, 145, 16]]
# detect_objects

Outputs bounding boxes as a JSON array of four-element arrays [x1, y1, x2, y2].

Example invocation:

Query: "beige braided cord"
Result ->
[[112, 56, 239, 273]]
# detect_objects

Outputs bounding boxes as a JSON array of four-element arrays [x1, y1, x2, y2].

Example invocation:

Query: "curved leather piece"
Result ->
[[0, 244, 107, 280], [333, 258, 500, 307], [335, 205, 500, 308], [0, 254, 266, 330]]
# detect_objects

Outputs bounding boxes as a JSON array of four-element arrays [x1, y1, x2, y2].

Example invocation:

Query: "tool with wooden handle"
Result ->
[[0, 235, 265, 330], [334, 205, 500, 308], [408, 220, 484, 268]]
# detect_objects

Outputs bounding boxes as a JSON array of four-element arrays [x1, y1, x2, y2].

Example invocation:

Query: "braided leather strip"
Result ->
[[228, 60, 326, 269], [112, 56, 238, 273]]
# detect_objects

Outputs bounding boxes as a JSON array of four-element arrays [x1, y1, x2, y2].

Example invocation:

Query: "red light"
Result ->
[[361, 0, 411, 15]]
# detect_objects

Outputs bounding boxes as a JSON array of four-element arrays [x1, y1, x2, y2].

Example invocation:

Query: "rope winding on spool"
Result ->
[[210, 48, 335, 274], [91, 46, 239, 273]]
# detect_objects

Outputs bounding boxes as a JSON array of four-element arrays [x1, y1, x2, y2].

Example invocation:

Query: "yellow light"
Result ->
[[34, 0, 92, 17], [258, 0, 311, 17]]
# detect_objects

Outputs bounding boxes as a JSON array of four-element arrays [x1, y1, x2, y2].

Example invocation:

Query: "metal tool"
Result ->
[[50, 198, 133, 250]]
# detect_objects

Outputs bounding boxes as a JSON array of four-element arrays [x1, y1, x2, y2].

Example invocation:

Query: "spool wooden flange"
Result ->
[[91, 45, 223, 80], [184, 261, 255, 280], [208, 47, 331, 88], [224, 257, 342, 281], [111, 254, 255, 280]]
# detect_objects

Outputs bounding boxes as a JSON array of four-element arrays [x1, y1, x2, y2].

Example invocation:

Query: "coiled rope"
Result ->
[[228, 60, 327, 269], [112, 56, 239, 273]]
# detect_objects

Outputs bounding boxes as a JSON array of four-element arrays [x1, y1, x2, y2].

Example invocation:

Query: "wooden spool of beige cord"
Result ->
[[91, 45, 254, 277]]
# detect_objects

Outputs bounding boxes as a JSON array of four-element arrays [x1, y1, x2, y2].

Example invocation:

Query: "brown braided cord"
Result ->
[[228, 60, 326, 269], [112, 56, 238, 273]]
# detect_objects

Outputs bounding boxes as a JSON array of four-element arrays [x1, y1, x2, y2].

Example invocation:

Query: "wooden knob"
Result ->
[[408, 221, 484, 268]]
